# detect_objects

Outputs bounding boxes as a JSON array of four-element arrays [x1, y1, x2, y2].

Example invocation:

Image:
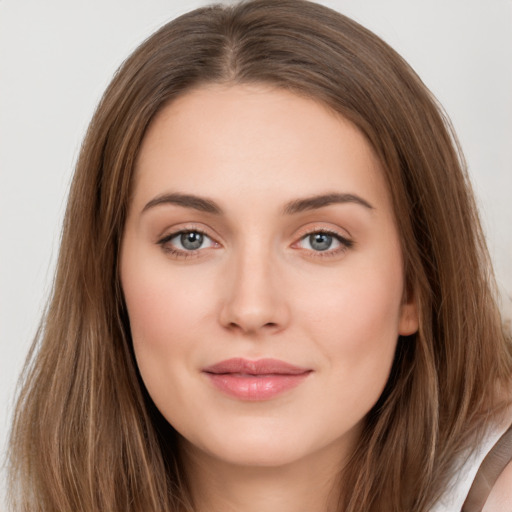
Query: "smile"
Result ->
[[202, 358, 313, 401]]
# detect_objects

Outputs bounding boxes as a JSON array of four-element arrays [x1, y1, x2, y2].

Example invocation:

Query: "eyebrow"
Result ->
[[142, 193, 222, 215], [141, 191, 374, 216], [282, 193, 374, 215]]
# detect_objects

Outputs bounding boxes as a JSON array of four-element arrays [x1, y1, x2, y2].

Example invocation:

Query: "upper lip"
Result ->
[[203, 358, 311, 376]]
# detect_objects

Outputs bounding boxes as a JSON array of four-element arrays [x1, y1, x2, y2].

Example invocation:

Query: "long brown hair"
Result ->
[[8, 1, 512, 510]]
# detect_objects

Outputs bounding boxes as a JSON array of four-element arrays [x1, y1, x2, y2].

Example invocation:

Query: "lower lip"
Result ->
[[204, 372, 311, 401]]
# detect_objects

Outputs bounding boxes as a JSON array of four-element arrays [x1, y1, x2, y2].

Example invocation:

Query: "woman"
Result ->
[[7, 1, 512, 510]]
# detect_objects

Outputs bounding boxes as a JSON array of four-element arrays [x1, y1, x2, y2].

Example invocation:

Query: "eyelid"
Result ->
[[156, 224, 221, 258], [158, 227, 208, 244], [155, 222, 353, 259], [156, 221, 220, 242], [294, 223, 353, 243], [291, 226, 354, 256]]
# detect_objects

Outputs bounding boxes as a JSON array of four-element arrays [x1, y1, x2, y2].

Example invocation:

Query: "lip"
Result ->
[[202, 358, 312, 401]]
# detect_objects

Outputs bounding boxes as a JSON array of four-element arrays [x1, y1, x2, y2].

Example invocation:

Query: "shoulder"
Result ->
[[438, 401, 512, 512], [476, 398, 512, 512], [482, 458, 512, 511]]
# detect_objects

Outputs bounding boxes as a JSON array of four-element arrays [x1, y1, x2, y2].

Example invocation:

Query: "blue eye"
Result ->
[[308, 233, 335, 251], [296, 230, 353, 253], [159, 230, 217, 254], [179, 231, 204, 250]]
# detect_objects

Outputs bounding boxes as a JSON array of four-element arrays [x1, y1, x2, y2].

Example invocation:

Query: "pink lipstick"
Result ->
[[202, 358, 312, 401]]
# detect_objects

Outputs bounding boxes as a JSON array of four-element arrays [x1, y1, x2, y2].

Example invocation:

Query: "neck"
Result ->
[[180, 438, 350, 512]]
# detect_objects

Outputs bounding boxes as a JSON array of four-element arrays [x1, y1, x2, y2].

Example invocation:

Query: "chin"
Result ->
[[180, 420, 346, 470], [178, 424, 309, 468], [208, 443, 309, 468]]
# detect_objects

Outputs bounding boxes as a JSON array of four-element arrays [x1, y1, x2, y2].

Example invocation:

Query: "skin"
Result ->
[[120, 84, 418, 512], [482, 462, 512, 512], [483, 459, 512, 511], [481, 406, 512, 512]]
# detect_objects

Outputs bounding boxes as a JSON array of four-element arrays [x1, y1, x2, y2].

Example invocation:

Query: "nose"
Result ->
[[218, 245, 290, 335]]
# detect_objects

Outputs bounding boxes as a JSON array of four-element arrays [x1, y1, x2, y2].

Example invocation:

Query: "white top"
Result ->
[[431, 409, 512, 512]]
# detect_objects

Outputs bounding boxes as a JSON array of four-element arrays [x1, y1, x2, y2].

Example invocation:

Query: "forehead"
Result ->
[[132, 83, 391, 216]]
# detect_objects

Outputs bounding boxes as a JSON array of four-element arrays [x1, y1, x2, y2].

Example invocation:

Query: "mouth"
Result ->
[[202, 358, 312, 401]]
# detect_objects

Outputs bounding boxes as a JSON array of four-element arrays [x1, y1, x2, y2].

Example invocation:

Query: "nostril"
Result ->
[[226, 320, 279, 334]]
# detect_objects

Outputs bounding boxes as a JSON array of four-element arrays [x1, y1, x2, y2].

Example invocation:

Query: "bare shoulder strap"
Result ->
[[461, 424, 512, 512]]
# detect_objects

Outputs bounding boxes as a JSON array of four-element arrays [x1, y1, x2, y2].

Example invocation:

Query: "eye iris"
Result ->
[[180, 232, 203, 250], [309, 233, 332, 251]]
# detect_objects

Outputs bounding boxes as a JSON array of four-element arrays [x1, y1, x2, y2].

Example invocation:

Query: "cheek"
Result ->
[[123, 268, 214, 352], [300, 263, 404, 348], [120, 245, 217, 387], [302, 281, 401, 435], [121, 256, 223, 429], [295, 250, 404, 397]]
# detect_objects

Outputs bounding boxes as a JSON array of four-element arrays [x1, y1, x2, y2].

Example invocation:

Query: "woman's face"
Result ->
[[120, 84, 418, 469]]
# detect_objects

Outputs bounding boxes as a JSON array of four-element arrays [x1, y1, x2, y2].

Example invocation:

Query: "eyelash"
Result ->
[[295, 228, 354, 258], [157, 227, 215, 259], [157, 228, 354, 259]]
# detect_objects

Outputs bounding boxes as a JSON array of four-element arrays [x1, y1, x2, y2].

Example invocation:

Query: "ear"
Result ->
[[398, 290, 419, 336]]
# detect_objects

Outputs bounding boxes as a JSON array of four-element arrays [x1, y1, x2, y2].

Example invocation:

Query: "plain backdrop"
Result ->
[[1, 0, 511, 506]]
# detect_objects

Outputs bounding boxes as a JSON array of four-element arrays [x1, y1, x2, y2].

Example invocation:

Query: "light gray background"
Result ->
[[1, 0, 511, 506]]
